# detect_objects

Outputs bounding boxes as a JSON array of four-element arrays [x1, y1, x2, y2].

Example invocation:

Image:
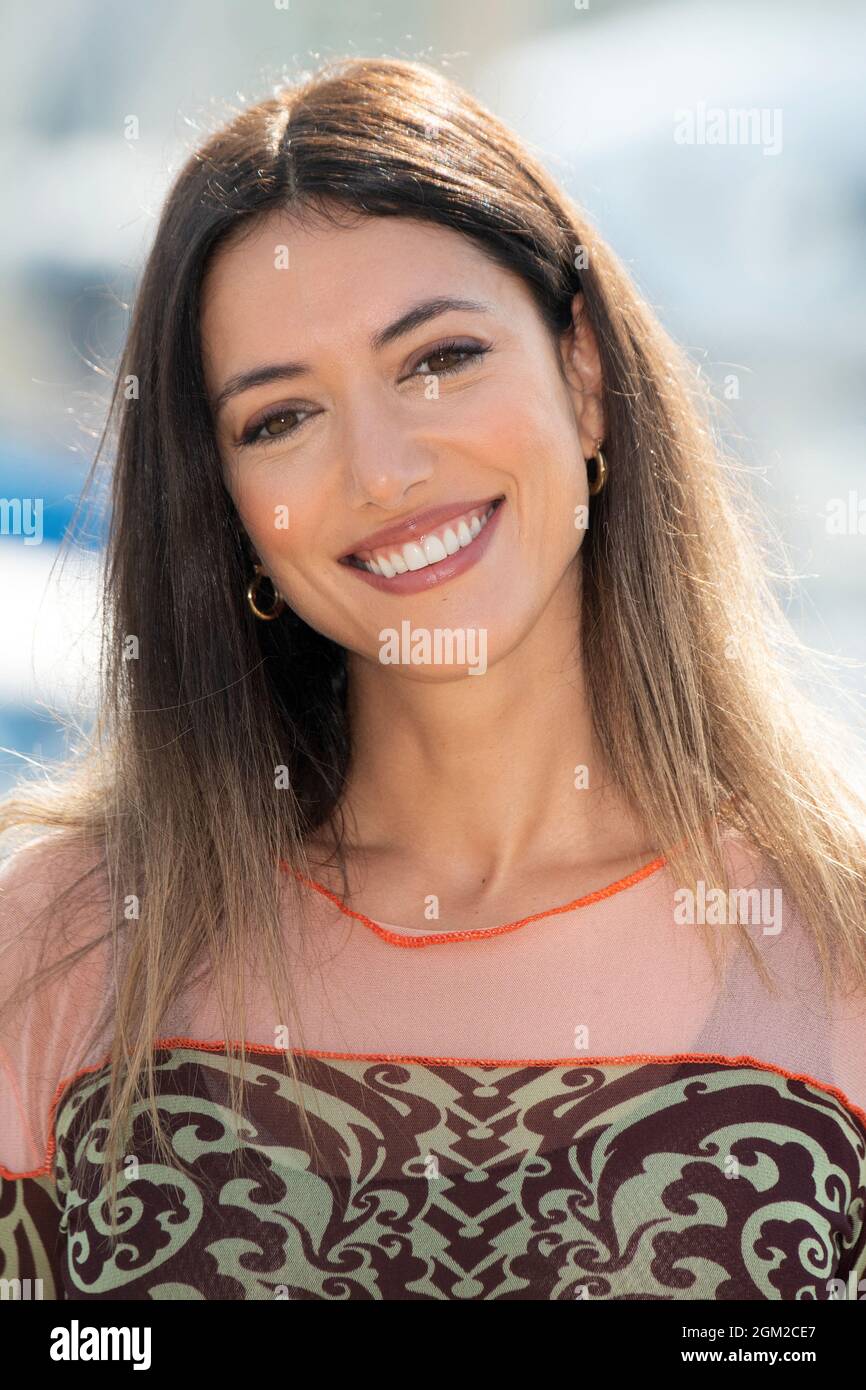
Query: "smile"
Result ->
[[340, 496, 505, 595], [348, 498, 500, 576]]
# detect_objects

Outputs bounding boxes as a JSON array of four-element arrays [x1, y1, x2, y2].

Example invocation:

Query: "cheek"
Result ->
[[482, 369, 577, 467], [228, 461, 320, 567], [493, 393, 583, 514], [504, 403, 586, 571]]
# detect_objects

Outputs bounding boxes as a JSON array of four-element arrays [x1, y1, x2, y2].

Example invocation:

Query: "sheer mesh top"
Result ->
[[1, 828, 865, 1300]]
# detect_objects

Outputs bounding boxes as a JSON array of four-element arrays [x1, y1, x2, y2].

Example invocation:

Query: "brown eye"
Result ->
[[239, 406, 311, 448], [411, 340, 489, 379], [265, 412, 293, 436], [427, 347, 464, 371]]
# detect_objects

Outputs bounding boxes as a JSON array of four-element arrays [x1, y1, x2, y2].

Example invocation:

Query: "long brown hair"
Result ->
[[3, 56, 866, 1211]]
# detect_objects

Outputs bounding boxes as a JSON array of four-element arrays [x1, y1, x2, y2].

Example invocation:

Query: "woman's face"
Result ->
[[201, 207, 599, 677]]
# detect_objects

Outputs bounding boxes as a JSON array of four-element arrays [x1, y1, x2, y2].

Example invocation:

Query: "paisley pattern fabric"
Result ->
[[4, 1045, 866, 1300]]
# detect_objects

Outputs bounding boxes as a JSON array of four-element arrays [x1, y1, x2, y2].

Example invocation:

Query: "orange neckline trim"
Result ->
[[4, 1040, 865, 1183], [279, 853, 668, 946]]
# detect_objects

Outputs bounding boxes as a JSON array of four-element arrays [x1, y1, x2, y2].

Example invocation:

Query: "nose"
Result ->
[[341, 387, 435, 512]]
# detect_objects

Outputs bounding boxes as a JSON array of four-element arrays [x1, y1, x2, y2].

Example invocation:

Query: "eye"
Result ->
[[236, 339, 489, 449], [409, 339, 490, 378], [237, 406, 313, 449]]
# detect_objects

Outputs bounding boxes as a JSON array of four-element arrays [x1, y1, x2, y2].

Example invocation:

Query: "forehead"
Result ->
[[200, 209, 518, 368]]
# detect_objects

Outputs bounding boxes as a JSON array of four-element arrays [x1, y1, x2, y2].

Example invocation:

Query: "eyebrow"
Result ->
[[211, 295, 495, 417]]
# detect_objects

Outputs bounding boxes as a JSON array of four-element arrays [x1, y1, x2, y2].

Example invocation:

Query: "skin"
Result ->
[[201, 205, 658, 929]]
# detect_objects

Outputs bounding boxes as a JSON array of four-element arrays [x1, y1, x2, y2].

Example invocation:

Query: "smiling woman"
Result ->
[[2, 56, 866, 1303]]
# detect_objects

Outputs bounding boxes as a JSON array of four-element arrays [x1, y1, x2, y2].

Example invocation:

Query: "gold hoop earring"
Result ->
[[587, 442, 608, 496], [246, 564, 286, 621]]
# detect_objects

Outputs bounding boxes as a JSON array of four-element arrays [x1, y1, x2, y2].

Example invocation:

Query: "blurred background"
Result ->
[[1, 0, 864, 790]]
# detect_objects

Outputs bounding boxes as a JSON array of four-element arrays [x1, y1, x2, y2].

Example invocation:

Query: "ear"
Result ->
[[559, 292, 606, 460]]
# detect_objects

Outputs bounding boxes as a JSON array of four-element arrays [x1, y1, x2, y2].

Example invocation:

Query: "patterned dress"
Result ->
[[2, 832, 865, 1300]]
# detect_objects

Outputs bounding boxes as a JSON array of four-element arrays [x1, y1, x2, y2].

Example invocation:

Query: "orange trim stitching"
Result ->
[[3, 1042, 865, 1183], [280, 854, 668, 946]]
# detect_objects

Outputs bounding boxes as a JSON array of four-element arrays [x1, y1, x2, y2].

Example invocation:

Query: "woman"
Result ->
[[2, 56, 865, 1302]]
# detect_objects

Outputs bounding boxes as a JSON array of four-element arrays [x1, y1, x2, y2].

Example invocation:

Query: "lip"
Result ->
[[340, 494, 503, 559], [340, 496, 506, 595]]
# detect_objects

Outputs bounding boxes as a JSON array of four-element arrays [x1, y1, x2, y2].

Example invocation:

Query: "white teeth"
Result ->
[[353, 501, 499, 578], [422, 534, 448, 564], [403, 541, 428, 572]]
